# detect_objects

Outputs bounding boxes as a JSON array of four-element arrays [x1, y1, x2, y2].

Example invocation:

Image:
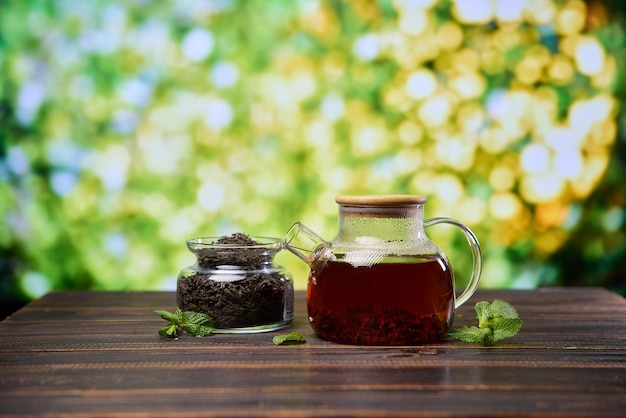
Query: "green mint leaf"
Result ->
[[474, 301, 492, 328], [480, 327, 495, 346], [448, 300, 522, 346], [156, 308, 215, 338], [446, 326, 483, 343], [182, 310, 214, 327], [447, 326, 494, 345], [492, 317, 523, 341], [182, 323, 215, 337], [273, 332, 307, 345], [490, 299, 519, 319], [158, 324, 180, 338], [155, 309, 182, 324]]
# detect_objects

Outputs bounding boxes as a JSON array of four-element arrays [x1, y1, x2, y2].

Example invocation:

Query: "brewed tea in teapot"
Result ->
[[284, 195, 482, 346]]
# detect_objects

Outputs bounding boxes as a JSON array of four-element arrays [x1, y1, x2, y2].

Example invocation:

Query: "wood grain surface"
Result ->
[[1, 288, 625, 417]]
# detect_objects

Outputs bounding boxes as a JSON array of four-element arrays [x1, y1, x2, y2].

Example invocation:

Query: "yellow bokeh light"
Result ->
[[351, 124, 387, 156], [559, 35, 578, 57], [479, 127, 510, 154], [587, 119, 617, 147], [393, 0, 438, 9], [500, 118, 527, 142], [449, 71, 486, 100], [397, 4, 431, 36], [410, 170, 439, 196], [515, 57, 543, 85], [525, 0, 556, 25], [398, 120, 424, 145], [570, 94, 616, 140], [411, 34, 441, 64], [322, 51, 348, 80], [417, 94, 453, 128], [528, 44, 552, 67], [436, 22, 463, 51], [535, 201, 569, 229], [393, 149, 424, 176], [555, 0, 587, 35], [453, 49, 481, 72], [489, 166, 516, 192], [300, 2, 338, 40], [489, 192, 522, 220], [521, 173, 564, 203], [480, 49, 507, 74], [547, 54, 575, 84], [591, 54, 617, 89], [531, 87, 559, 128], [383, 83, 411, 112], [534, 230, 568, 254], [455, 197, 487, 226], [570, 153, 610, 198], [492, 27, 522, 52], [457, 103, 485, 135], [435, 133, 476, 172]]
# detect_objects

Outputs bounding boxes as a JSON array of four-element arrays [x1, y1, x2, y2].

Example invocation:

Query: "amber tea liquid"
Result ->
[[307, 255, 455, 345]]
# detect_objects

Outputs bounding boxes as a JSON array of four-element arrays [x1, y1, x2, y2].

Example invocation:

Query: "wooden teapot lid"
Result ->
[[335, 195, 427, 206]]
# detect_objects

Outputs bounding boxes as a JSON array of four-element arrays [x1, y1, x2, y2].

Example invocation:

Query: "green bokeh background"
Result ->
[[1, 0, 625, 318]]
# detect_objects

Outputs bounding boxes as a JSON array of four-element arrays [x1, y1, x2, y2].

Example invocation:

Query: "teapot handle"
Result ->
[[424, 217, 482, 309]]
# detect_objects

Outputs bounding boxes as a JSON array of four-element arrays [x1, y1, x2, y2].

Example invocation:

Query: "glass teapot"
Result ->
[[283, 195, 482, 346]]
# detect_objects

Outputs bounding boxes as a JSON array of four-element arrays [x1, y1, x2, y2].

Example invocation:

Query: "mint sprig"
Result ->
[[155, 308, 215, 338], [447, 299, 523, 346]]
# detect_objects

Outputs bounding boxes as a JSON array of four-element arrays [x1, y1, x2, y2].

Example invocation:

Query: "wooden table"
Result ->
[[1, 288, 625, 417]]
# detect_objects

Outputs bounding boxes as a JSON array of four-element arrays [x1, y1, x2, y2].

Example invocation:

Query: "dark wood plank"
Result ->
[[0, 288, 625, 417]]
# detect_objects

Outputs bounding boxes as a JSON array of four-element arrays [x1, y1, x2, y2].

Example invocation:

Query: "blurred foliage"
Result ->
[[1, 0, 625, 317]]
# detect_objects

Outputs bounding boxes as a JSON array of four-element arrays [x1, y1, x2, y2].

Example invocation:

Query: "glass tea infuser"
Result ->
[[283, 195, 482, 345]]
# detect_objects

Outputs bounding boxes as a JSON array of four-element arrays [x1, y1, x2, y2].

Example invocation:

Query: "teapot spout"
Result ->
[[282, 222, 335, 267]]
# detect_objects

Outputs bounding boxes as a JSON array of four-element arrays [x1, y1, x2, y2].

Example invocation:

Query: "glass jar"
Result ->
[[177, 234, 294, 333]]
